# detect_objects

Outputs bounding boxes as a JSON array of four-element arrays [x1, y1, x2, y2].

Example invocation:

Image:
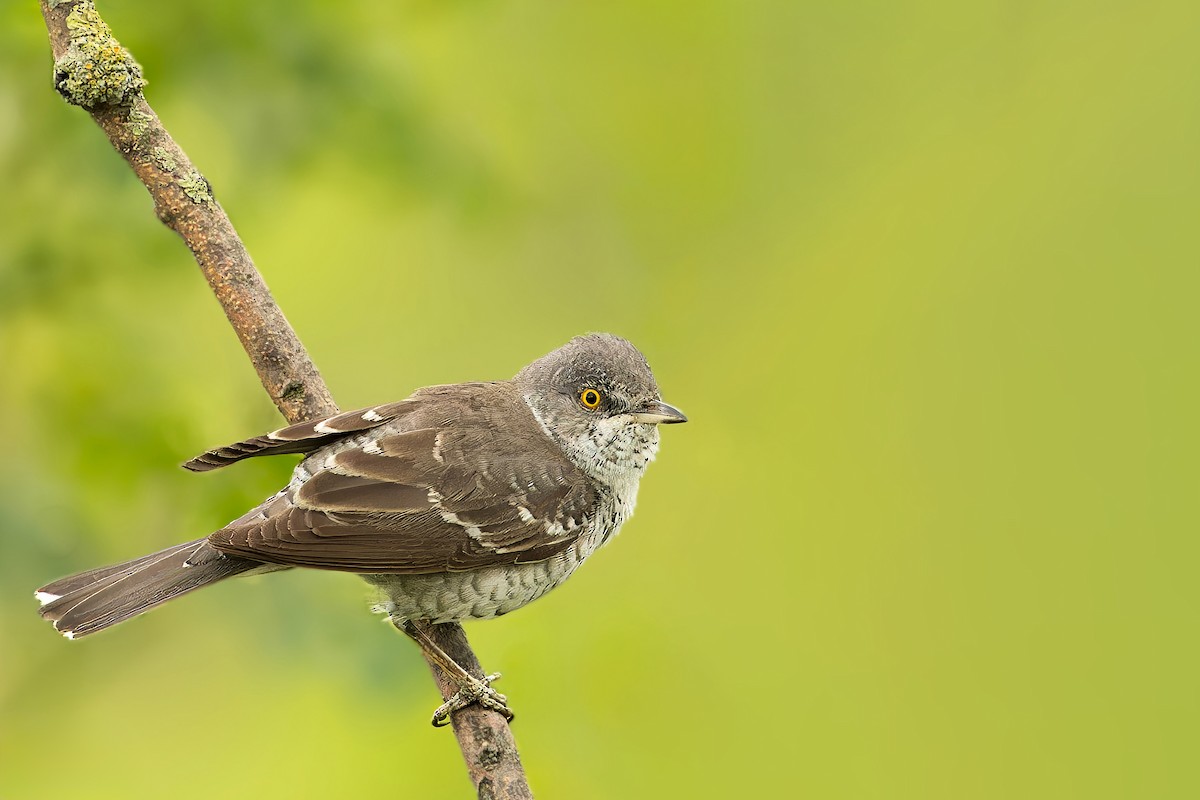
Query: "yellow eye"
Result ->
[[579, 388, 602, 410]]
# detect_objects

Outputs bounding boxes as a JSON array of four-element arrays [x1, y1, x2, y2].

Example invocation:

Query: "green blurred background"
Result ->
[[2, 1, 1196, 797]]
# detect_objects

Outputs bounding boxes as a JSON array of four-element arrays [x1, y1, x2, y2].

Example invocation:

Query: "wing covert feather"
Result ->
[[207, 385, 596, 573]]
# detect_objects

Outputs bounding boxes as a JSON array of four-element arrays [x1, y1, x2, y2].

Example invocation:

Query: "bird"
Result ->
[[35, 333, 686, 724]]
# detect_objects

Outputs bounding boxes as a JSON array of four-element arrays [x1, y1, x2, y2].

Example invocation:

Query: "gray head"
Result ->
[[515, 333, 686, 485]]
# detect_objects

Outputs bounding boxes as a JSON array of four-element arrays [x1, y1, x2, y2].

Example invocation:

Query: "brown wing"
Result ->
[[182, 401, 419, 472], [206, 385, 597, 574]]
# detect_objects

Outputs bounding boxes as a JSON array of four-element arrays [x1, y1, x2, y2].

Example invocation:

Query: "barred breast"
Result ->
[[365, 544, 580, 623], [364, 492, 628, 623]]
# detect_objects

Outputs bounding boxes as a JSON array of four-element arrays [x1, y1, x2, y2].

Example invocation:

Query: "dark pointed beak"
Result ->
[[631, 400, 688, 425]]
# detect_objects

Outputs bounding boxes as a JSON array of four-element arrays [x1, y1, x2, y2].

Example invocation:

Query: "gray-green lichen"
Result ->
[[126, 105, 153, 140], [53, 1, 146, 108], [151, 146, 177, 173], [179, 171, 215, 207]]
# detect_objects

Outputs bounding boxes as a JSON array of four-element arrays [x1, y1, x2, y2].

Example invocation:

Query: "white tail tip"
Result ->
[[35, 590, 61, 607]]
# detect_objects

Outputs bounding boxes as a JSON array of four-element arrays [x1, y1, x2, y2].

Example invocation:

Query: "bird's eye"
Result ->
[[579, 388, 602, 410]]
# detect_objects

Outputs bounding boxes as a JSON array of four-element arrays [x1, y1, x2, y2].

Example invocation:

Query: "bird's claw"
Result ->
[[431, 672, 515, 727]]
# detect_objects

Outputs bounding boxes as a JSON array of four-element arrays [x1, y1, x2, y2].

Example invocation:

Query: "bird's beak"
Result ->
[[630, 400, 688, 425]]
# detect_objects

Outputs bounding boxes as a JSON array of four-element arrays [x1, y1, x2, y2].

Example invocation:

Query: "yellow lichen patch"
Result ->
[[53, 1, 146, 108]]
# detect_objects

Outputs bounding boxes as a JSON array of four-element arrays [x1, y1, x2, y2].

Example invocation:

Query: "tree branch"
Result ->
[[39, 2, 532, 797]]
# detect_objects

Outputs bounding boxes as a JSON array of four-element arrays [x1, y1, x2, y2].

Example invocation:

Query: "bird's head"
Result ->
[[515, 333, 686, 486]]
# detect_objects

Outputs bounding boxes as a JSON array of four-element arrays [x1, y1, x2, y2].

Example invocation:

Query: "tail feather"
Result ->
[[37, 539, 262, 638]]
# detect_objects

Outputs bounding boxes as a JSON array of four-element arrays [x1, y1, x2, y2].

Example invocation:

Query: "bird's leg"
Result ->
[[394, 618, 515, 727]]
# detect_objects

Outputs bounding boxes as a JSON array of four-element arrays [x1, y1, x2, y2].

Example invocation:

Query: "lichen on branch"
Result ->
[[53, 0, 145, 108], [38, 1, 531, 794]]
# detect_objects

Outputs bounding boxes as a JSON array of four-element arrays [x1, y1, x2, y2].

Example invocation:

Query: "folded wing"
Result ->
[[207, 389, 596, 574], [183, 401, 419, 472]]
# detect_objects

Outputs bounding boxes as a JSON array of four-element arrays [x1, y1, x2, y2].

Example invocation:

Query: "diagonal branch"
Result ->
[[38, 2, 532, 797]]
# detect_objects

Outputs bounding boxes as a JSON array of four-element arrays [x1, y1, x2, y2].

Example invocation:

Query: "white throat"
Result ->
[[523, 395, 659, 490]]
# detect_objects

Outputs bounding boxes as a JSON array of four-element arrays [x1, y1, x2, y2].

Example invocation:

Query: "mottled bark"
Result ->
[[38, 2, 531, 796]]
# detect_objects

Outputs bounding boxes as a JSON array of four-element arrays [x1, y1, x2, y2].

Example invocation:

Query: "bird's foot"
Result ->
[[391, 617, 515, 728], [431, 671, 514, 727]]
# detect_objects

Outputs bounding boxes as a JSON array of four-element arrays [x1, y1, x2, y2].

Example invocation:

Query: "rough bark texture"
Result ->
[[39, 2, 532, 797], [414, 625, 536, 800], [41, 0, 333, 423]]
